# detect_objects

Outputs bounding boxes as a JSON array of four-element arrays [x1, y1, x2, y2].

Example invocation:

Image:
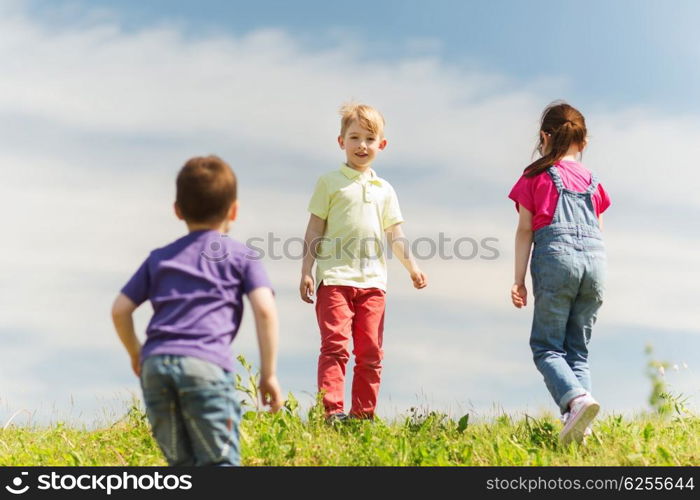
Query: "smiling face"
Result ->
[[338, 120, 387, 170]]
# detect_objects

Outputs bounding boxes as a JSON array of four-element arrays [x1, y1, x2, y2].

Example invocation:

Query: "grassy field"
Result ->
[[1, 400, 698, 466], [2, 353, 696, 466]]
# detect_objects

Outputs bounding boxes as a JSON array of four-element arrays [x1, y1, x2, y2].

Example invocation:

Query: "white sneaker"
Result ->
[[560, 412, 593, 439], [559, 394, 599, 445]]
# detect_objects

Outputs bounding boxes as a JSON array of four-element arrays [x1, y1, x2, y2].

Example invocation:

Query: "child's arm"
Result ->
[[300, 214, 326, 303], [248, 287, 283, 413], [598, 214, 604, 231], [386, 223, 427, 289], [111, 293, 142, 376], [511, 206, 534, 308]]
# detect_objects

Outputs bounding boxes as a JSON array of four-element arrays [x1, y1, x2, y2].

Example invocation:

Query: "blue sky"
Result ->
[[28, 0, 700, 114], [1, 1, 698, 426]]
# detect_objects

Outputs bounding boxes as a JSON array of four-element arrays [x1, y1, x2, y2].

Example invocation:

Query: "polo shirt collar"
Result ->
[[340, 163, 377, 181]]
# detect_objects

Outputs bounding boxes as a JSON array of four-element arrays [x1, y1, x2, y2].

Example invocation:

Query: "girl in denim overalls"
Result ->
[[508, 102, 612, 445]]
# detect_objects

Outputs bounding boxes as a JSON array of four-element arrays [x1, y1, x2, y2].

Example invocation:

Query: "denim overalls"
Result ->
[[530, 166, 606, 413]]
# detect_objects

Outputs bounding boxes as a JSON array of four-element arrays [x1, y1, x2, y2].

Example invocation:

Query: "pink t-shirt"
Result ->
[[508, 160, 611, 231]]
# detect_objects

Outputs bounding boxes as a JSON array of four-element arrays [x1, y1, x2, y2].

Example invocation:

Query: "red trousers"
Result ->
[[316, 284, 385, 418]]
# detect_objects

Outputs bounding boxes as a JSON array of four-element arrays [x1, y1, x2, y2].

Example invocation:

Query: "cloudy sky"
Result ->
[[1, 0, 698, 426]]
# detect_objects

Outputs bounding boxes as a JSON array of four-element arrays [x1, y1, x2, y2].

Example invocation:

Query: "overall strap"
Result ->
[[546, 166, 564, 192], [585, 173, 599, 194]]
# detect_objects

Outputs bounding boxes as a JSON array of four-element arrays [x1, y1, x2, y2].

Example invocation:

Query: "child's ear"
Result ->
[[174, 202, 184, 220], [228, 200, 239, 221], [379, 137, 388, 151], [539, 131, 551, 154], [337, 135, 345, 150]]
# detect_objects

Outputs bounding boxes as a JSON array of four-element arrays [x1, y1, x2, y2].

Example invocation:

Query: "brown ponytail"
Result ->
[[524, 101, 587, 178]]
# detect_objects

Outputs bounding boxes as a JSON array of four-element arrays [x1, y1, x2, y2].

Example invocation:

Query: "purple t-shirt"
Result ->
[[121, 230, 272, 372]]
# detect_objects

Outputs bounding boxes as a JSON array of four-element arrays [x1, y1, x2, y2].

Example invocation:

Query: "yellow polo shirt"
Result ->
[[308, 163, 404, 291]]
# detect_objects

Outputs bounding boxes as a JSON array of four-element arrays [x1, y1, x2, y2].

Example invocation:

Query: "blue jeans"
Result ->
[[530, 232, 606, 413], [140, 355, 242, 466]]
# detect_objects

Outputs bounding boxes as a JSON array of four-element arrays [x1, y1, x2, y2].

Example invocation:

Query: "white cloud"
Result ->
[[0, 4, 698, 423]]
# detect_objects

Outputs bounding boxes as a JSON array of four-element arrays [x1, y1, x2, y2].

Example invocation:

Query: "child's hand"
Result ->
[[130, 353, 141, 377], [410, 269, 427, 289], [299, 274, 315, 303], [511, 283, 527, 308], [259, 375, 283, 413]]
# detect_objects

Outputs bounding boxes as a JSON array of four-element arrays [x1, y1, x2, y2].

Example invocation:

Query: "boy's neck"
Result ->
[[345, 161, 372, 173], [185, 220, 230, 234]]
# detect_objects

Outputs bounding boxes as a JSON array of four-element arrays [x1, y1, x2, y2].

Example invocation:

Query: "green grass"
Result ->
[[1, 403, 698, 466]]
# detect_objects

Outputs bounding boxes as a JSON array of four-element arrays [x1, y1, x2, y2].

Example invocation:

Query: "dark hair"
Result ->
[[176, 156, 237, 223], [524, 101, 587, 178]]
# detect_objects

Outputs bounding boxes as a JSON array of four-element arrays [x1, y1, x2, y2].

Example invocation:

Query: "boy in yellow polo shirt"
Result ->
[[300, 103, 427, 421]]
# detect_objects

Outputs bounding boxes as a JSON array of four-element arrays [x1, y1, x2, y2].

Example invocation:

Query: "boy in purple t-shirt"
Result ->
[[111, 156, 282, 466]]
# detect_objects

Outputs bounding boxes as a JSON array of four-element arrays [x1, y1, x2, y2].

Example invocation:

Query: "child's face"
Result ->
[[338, 121, 387, 169]]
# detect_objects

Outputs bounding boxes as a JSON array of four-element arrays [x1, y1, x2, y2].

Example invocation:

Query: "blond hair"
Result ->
[[339, 103, 385, 137]]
